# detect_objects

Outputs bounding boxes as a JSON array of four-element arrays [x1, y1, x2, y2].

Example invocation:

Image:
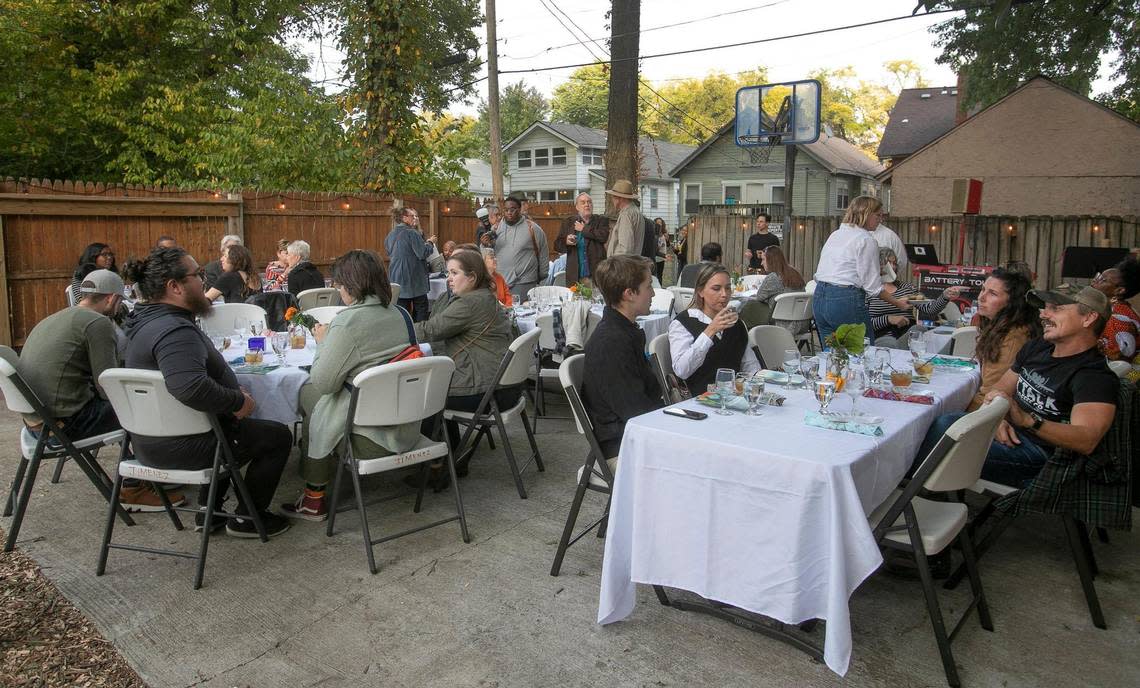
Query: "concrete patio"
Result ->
[[1, 405, 1137, 688]]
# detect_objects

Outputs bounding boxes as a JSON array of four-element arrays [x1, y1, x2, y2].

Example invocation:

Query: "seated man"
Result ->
[[122, 248, 291, 537], [582, 255, 664, 458], [18, 270, 184, 512], [676, 242, 722, 289], [916, 285, 1118, 488]]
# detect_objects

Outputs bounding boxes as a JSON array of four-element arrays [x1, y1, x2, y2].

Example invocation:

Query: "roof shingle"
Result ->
[[876, 87, 959, 160]]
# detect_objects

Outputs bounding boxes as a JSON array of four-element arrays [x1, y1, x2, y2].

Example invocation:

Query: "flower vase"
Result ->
[[825, 348, 849, 391], [289, 325, 307, 350]]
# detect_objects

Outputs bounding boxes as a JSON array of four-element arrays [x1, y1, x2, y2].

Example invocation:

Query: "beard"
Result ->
[[185, 289, 214, 316]]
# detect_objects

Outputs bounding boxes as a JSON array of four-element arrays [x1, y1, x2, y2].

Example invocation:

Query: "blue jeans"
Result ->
[[913, 411, 1051, 488], [811, 281, 875, 345]]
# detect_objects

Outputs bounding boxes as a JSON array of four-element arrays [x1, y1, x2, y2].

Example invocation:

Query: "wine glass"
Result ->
[[271, 332, 289, 365], [814, 379, 836, 415], [232, 317, 248, 347], [209, 334, 226, 351], [744, 378, 765, 416], [714, 368, 735, 416], [782, 349, 800, 386], [800, 356, 820, 387], [844, 367, 866, 417]]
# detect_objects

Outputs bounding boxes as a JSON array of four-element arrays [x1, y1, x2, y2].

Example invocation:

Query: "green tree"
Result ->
[[807, 67, 894, 156], [884, 59, 932, 91], [924, 0, 1139, 120], [642, 69, 769, 145], [472, 81, 549, 159], [550, 63, 611, 129]]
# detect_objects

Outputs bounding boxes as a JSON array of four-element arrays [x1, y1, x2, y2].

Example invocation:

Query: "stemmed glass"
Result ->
[[844, 366, 867, 418], [271, 332, 289, 366], [800, 356, 820, 387], [814, 379, 836, 415], [714, 368, 736, 415], [782, 349, 800, 386], [744, 378, 765, 416], [232, 317, 248, 348]]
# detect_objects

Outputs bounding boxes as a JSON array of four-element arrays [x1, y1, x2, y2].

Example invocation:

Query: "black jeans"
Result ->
[[420, 387, 524, 450], [399, 294, 430, 322], [132, 418, 291, 515]]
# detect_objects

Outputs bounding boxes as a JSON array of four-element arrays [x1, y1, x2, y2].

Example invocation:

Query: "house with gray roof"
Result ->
[[502, 121, 695, 228], [876, 86, 960, 165], [669, 119, 885, 226]]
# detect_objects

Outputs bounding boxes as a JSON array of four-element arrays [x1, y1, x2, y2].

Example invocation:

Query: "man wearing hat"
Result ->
[[17, 270, 186, 511], [917, 284, 1119, 489], [604, 179, 643, 258]]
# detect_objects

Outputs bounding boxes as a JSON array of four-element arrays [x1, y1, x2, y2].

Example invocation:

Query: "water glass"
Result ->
[[814, 379, 836, 414], [744, 379, 765, 416], [782, 349, 800, 385], [844, 367, 866, 416], [800, 356, 820, 386], [271, 332, 289, 365], [715, 368, 735, 415], [909, 332, 928, 358]]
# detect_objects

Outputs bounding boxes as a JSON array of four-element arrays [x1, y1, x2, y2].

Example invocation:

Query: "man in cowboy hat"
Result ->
[[604, 179, 642, 258]]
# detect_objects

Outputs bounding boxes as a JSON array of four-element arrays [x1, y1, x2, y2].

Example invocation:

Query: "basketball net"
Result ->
[[745, 135, 781, 165]]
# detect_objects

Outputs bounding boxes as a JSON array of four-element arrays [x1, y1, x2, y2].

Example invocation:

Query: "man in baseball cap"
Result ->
[[1026, 283, 1111, 322]]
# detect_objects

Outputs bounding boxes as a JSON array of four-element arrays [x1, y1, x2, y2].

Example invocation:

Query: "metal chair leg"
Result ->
[[551, 455, 596, 577], [494, 407, 527, 499], [957, 530, 993, 631], [193, 471, 223, 590], [326, 457, 347, 537], [907, 508, 960, 688], [152, 482, 184, 530], [413, 463, 428, 513], [96, 474, 125, 576], [351, 467, 379, 575], [4, 451, 44, 552], [520, 409, 545, 472], [1063, 515, 1106, 629], [1075, 518, 1098, 578], [3, 456, 28, 517], [445, 444, 470, 543], [49, 455, 67, 483]]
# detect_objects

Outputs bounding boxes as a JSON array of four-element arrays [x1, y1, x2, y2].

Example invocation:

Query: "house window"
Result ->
[[517, 150, 531, 168], [557, 189, 573, 200], [835, 180, 850, 210], [649, 187, 659, 210], [582, 147, 604, 165], [552, 147, 567, 166], [539, 190, 557, 201], [771, 186, 785, 205], [724, 185, 742, 204], [534, 148, 549, 167], [684, 184, 701, 214]]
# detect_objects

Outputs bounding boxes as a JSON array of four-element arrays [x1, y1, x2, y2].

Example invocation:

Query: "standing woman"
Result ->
[[811, 196, 909, 344], [653, 218, 668, 281], [70, 243, 118, 305], [672, 226, 689, 282], [204, 244, 262, 303]]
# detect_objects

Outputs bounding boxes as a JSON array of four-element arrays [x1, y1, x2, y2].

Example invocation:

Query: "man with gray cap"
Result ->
[[916, 284, 1119, 489]]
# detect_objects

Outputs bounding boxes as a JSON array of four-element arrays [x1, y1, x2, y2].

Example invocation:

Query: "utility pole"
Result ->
[[606, 0, 640, 214], [485, 0, 504, 202]]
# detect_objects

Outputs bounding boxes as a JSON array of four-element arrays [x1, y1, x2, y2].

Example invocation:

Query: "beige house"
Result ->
[[879, 76, 1140, 216]]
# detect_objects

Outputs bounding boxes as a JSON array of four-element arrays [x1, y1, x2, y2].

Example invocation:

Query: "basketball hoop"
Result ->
[[745, 134, 782, 165]]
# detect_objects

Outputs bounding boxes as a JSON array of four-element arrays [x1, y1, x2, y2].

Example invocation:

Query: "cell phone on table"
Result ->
[[663, 407, 708, 420]]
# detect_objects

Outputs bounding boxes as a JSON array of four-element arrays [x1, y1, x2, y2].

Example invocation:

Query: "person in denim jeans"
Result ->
[[811, 196, 910, 343]]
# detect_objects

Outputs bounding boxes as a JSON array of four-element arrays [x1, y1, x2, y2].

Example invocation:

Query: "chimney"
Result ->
[[955, 72, 969, 125]]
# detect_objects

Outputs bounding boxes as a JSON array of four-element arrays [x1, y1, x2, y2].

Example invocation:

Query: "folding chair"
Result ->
[[747, 325, 796, 371], [0, 346, 133, 552], [867, 398, 1008, 687], [306, 306, 347, 324], [325, 357, 470, 574], [668, 286, 693, 313], [949, 327, 978, 358], [528, 285, 573, 304], [96, 368, 267, 589], [199, 302, 268, 335], [297, 287, 342, 310], [648, 334, 679, 404], [740, 274, 763, 290], [550, 354, 618, 576], [447, 328, 545, 499], [770, 291, 814, 353], [651, 288, 675, 316], [390, 282, 401, 302], [551, 270, 567, 287], [530, 310, 601, 430]]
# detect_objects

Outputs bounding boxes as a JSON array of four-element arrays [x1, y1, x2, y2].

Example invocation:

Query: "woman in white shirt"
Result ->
[[669, 263, 761, 394], [812, 196, 910, 344]]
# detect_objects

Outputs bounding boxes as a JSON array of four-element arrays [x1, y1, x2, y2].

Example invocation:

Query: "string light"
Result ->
[[277, 202, 286, 210], [342, 203, 351, 210], [443, 205, 450, 213], [1092, 224, 1100, 232], [929, 224, 938, 232], [797, 224, 804, 230]]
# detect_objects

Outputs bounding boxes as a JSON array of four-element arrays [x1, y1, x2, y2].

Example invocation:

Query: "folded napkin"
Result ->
[[696, 392, 749, 412], [863, 387, 934, 405], [928, 355, 977, 369], [804, 410, 883, 436], [231, 364, 281, 375]]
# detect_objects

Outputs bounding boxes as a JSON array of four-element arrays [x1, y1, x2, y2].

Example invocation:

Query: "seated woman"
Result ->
[[669, 262, 761, 394], [415, 250, 516, 480], [481, 247, 513, 307], [283, 250, 422, 521], [867, 247, 962, 348], [204, 244, 262, 303], [967, 267, 1041, 410], [751, 246, 808, 335], [70, 243, 118, 304], [263, 238, 291, 290]]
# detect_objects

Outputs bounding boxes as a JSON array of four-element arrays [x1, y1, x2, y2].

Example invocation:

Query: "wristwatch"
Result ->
[[1029, 412, 1045, 431]]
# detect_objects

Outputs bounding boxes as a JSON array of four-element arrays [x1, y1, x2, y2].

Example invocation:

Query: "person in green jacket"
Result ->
[[282, 250, 421, 522]]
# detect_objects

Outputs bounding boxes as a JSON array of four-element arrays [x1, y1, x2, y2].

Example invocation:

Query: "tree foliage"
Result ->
[[926, 0, 1139, 121], [471, 82, 549, 159], [550, 64, 614, 130]]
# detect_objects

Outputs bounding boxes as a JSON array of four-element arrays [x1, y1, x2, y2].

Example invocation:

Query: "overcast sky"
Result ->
[[297, 0, 1116, 117]]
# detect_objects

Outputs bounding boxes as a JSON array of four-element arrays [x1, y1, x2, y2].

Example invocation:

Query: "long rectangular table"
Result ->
[[597, 349, 980, 675]]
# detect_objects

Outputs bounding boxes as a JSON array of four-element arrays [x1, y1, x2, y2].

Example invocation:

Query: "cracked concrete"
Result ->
[[2, 403, 1139, 687]]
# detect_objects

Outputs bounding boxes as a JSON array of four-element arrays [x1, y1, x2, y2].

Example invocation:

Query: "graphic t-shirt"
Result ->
[[1010, 338, 1119, 449], [747, 232, 780, 269]]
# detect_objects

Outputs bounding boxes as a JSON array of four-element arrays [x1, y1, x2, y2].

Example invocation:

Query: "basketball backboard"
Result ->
[[735, 79, 822, 147]]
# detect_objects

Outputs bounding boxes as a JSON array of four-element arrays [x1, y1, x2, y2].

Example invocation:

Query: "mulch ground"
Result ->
[[0, 526, 145, 687]]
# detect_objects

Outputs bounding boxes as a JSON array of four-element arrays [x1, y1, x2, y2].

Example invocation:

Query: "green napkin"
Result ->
[[929, 355, 976, 369], [696, 392, 750, 412], [804, 410, 883, 436]]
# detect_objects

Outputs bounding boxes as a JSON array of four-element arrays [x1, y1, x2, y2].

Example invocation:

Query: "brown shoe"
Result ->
[[119, 484, 187, 513]]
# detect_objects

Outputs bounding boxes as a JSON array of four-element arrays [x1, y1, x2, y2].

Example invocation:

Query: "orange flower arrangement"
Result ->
[[284, 306, 317, 331]]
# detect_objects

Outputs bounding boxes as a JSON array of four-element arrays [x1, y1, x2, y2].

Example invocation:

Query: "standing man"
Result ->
[[604, 180, 642, 258], [743, 214, 779, 272], [122, 248, 291, 537], [203, 234, 242, 290], [554, 192, 609, 285], [385, 206, 436, 322], [474, 207, 493, 246], [155, 235, 178, 249], [491, 195, 548, 297], [871, 220, 908, 280]]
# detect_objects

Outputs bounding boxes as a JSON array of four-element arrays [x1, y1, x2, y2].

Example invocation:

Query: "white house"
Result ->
[[462, 158, 505, 204], [502, 121, 696, 228]]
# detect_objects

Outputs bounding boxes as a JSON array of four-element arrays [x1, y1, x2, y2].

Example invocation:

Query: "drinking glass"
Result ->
[[800, 356, 820, 386], [782, 349, 800, 386], [864, 347, 884, 388], [209, 334, 226, 351], [814, 379, 836, 414], [271, 332, 289, 365], [844, 367, 866, 417], [744, 379, 765, 416], [909, 332, 928, 358], [715, 368, 735, 415], [734, 373, 747, 396]]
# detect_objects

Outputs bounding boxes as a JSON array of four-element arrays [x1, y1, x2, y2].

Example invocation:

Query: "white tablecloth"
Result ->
[[230, 345, 314, 426], [597, 349, 980, 675], [515, 306, 670, 349], [427, 277, 449, 302]]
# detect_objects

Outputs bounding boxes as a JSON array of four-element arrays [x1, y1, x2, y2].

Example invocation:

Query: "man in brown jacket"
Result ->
[[554, 192, 610, 285]]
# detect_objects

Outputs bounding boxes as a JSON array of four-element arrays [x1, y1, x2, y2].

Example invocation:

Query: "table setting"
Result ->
[[206, 325, 316, 426]]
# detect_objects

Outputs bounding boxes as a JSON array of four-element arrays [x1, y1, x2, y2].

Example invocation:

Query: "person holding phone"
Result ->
[[555, 192, 610, 285], [669, 263, 761, 394]]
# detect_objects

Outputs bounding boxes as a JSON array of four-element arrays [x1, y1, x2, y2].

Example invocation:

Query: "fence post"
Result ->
[[428, 198, 439, 240], [227, 193, 244, 243], [0, 216, 10, 346]]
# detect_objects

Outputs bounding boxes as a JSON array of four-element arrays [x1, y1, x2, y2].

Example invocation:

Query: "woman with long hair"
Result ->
[[753, 246, 808, 334], [653, 218, 667, 281], [205, 244, 262, 303], [967, 266, 1041, 410], [70, 243, 118, 304]]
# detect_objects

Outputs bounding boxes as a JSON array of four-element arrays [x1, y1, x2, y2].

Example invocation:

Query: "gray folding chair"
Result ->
[[447, 328, 544, 499], [550, 354, 618, 576], [96, 368, 268, 589], [530, 310, 601, 430], [747, 324, 797, 370], [770, 291, 814, 352], [867, 397, 1008, 688], [950, 326, 979, 358], [297, 287, 342, 310], [0, 346, 132, 552], [325, 357, 470, 574], [648, 333, 679, 404]]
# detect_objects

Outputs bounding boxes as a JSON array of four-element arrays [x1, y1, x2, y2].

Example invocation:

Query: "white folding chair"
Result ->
[[804, 279, 816, 295], [528, 285, 573, 304], [651, 288, 675, 316], [530, 310, 601, 430], [96, 368, 268, 589], [297, 287, 342, 310], [199, 302, 268, 335], [866, 398, 1008, 687], [740, 274, 764, 290], [325, 357, 470, 574], [648, 334, 679, 404], [941, 300, 963, 324], [550, 354, 618, 576], [551, 270, 567, 287], [446, 329, 544, 499], [950, 326, 979, 358], [747, 325, 797, 371], [770, 291, 815, 353], [0, 346, 132, 552], [65, 285, 78, 307], [306, 306, 346, 324], [668, 286, 694, 314]]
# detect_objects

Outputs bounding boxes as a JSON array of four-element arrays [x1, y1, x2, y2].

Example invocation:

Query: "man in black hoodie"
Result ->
[[122, 248, 291, 538]]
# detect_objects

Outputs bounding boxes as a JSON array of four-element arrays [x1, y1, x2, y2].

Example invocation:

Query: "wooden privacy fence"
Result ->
[[0, 179, 580, 347], [690, 213, 1140, 286]]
